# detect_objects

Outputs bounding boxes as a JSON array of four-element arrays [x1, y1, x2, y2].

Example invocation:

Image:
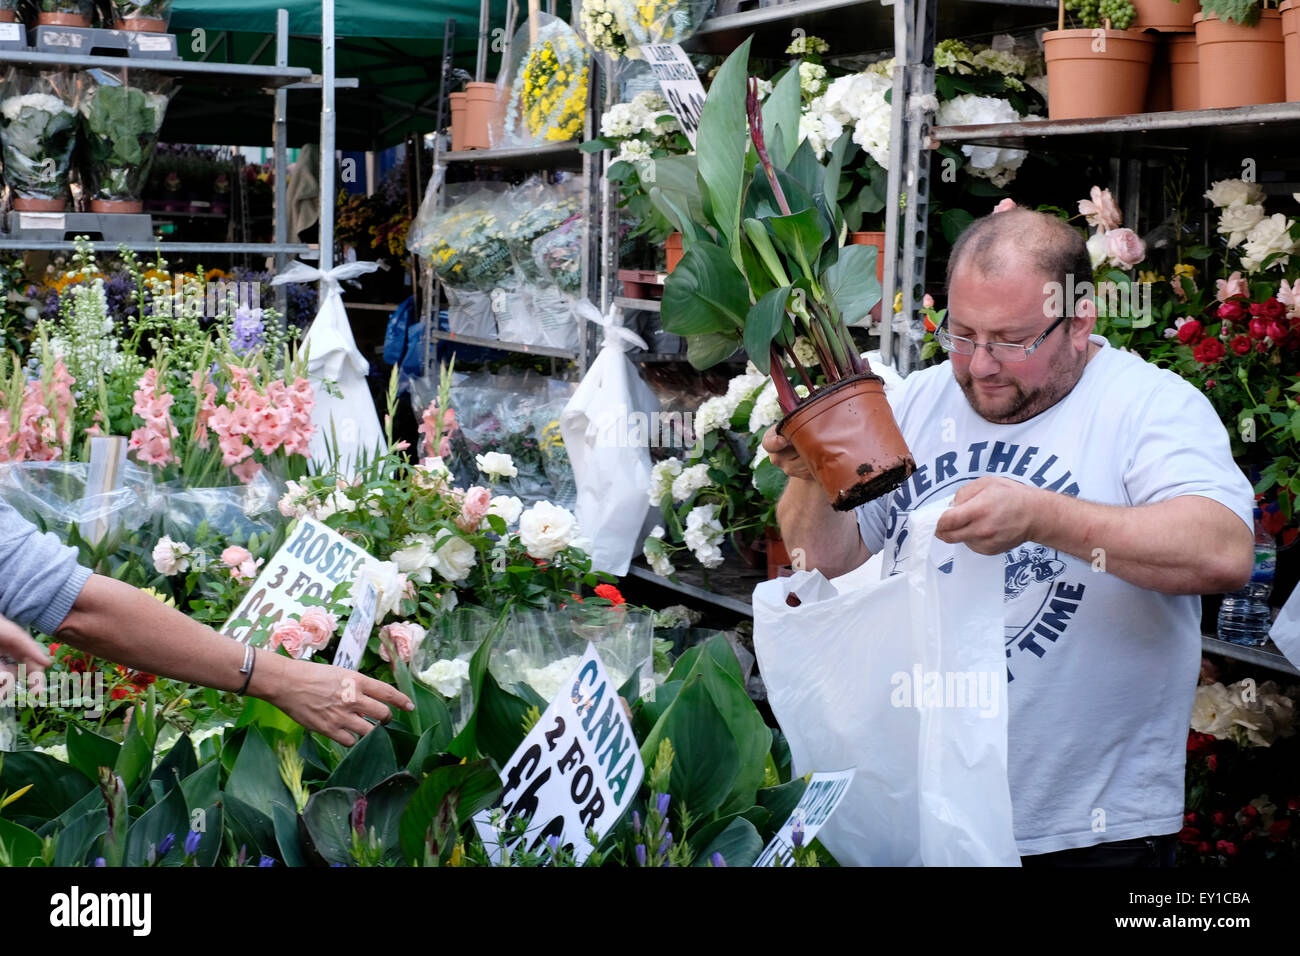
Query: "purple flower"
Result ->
[[658, 816, 669, 840], [663, 831, 673, 850], [93, 857, 106, 867], [632, 811, 641, 835], [656, 792, 670, 818], [711, 852, 726, 867], [258, 855, 276, 867], [156, 832, 176, 860], [547, 835, 560, 855], [231, 305, 266, 354], [791, 819, 805, 849], [184, 830, 202, 857], [635, 843, 647, 867]]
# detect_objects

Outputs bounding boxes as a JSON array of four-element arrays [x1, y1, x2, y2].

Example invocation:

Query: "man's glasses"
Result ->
[[934, 313, 1069, 363]]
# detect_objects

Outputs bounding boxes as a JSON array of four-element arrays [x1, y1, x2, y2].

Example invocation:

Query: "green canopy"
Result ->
[[162, 1, 516, 149]]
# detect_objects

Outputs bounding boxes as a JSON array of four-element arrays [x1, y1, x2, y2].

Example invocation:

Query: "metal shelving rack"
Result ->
[[0, 9, 318, 262]]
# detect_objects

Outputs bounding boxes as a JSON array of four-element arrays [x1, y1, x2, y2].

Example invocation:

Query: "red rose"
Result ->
[[1187, 730, 1216, 755], [1218, 301, 1247, 322], [1249, 318, 1268, 339], [1243, 830, 1256, 842], [48, 643, 60, 654], [1230, 334, 1252, 355], [1212, 811, 1228, 827], [1177, 320, 1204, 344], [1178, 825, 1201, 844], [110, 686, 130, 701], [1205, 380, 1217, 390], [1269, 819, 1292, 842], [1197, 841, 1211, 855], [1207, 754, 1218, 771], [1255, 341, 1268, 353], [1266, 321, 1287, 341], [1261, 509, 1285, 537], [593, 583, 626, 605], [1215, 840, 1238, 857], [1240, 804, 1260, 822], [1194, 338, 1226, 364], [1249, 297, 1286, 322]]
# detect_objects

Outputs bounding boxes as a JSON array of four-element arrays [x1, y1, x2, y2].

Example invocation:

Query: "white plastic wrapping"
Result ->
[[752, 498, 1021, 866]]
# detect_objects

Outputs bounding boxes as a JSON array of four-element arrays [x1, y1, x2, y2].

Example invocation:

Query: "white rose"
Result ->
[[355, 557, 407, 620], [1190, 683, 1241, 739], [1217, 203, 1265, 248], [1086, 230, 1108, 271], [1204, 178, 1266, 209], [476, 451, 518, 480], [430, 529, 477, 583], [671, 463, 712, 502], [1241, 214, 1297, 273], [417, 657, 472, 698], [151, 535, 192, 575], [391, 533, 438, 584], [485, 494, 524, 527], [518, 501, 579, 559]]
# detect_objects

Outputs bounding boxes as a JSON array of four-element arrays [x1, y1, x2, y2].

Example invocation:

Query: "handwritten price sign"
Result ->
[[642, 43, 706, 148]]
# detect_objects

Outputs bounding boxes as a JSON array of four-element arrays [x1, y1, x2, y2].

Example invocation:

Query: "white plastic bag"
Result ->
[[560, 301, 658, 576], [752, 498, 1020, 866], [1271, 584, 1300, 671], [272, 261, 384, 477]]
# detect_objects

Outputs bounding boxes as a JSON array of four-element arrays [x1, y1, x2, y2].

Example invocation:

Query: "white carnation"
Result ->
[[151, 535, 192, 575]]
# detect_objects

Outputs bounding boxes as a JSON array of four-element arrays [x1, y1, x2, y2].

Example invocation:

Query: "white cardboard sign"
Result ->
[[642, 43, 706, 148], [331, 578, 378, 670], [754, 769, 856, 867], [221, 517, 369, 651], [474, 643, 644, 865]]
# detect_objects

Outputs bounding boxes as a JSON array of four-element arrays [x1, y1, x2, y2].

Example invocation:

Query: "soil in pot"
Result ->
[[1043, 29, 1157, 118], [37, 13, 92, 27], [776, 373, 915, 511], [1193, 10, 1285, 108]]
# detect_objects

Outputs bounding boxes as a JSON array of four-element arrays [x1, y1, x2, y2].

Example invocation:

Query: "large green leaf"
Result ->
[[325, 724, 397, 793], [757, 778, 807, 840], [760, 66, 802, 169], [300, 786, 361, 866], [225, 726, 294, 816], [685, 332, 741, 371], [744, 286, 792, 374], [365, 771, 420, 865], [179, 760, 220, 813], [784, 138, 828, 203], [696, 38, 753, 268], [115, 719, 154, 794], [0, 818, 43, 866], [638, 672, 740, 821], [648, 154, 705, 232], [150, 738, 198, 801], [191, 802, 224, 867], [822, 242, 882, 327], [273, 801, 309, 867], [223, 793, 276, 859], [124, 783, 189, 867], [53, 807, 106, 866], [692, 816, 765, 867], [662, 241, 750, 337], [754, 457, 788, 500], [0, 751, 93, 825], [67, 725, 121, 784], [767, 206, 830, 276], [474, 671, 533, 768], [398, 760, 502, 865]]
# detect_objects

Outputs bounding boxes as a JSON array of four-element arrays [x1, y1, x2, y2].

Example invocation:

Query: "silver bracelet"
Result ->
[[236, 645, 256, 695]]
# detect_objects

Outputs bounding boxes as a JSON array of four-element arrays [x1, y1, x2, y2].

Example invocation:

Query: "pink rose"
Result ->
[[222, 545, 252, 568], [457, 485, 492, 532], [267, 621, 310, 657], [992, 198, 1016, 214], [1078, 186, 1122, 232], [1216, 271, 1248, 302], [298, 608, 339, 649], [378, 621, 427, 664], [1105, 228, 1145, 269]]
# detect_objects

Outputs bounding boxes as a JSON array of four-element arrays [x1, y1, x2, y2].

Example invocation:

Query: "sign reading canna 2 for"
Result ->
[[474, 643, 645, 865], [50, 887, 151, 936], [220, 517, 368, 649]]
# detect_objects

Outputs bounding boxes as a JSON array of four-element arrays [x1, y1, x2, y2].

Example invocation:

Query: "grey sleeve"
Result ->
[[0, 498, 93, 635]]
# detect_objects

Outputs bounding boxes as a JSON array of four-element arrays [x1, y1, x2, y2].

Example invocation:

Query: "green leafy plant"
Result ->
[[78, 71, 174, 203], [1198, 0, 1265, 26]]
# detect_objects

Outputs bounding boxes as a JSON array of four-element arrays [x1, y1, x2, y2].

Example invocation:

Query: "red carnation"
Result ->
[[1194, 338, 1226, 364], [1177, 320, 1204, 344], [1269, 819, 1292, 842], [1217, 301, 1247, 323], [1240, 804, 1260, 822], [1249, 297, 1286, 322], [1205, 380, 1217, 390], [1230, 334, 1252, 355], [1197, 841, 1211, 855], [111, 686, 130, 701], [593, 583, 626, 605]]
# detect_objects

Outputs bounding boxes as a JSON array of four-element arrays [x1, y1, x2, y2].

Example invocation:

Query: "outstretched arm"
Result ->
[[934, 476, 1253, 595]]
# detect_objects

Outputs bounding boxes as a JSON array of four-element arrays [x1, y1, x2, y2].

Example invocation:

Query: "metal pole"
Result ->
[[319, 0, 336, 274], [273, 7, 289, 318], [476, 0, 490, 81]]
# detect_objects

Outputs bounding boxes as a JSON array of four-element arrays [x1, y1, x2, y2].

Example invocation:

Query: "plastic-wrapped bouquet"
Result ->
[[503, 177, 582, 284], [532, 216, 586, 295], [0, 70, 82, 211], [78, 68, 176, 211], [503, 15, 590, 146], [609, 0, 715, 48], [578, 0, 630, 57]]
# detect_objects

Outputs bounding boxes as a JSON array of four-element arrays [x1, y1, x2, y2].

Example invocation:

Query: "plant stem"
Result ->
[[768, 345, 801, 413], [747, 78, 792, 217], [787, 346, 816, 393]]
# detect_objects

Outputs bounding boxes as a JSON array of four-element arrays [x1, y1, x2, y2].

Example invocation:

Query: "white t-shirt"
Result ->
[[855, 335, 1253, 856]]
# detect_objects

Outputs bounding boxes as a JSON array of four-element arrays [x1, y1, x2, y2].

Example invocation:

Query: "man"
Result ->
[[763, 208, 1255, 865], [0, 497, 411, 747]]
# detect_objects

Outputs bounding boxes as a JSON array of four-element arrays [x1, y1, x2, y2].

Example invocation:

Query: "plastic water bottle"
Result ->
[[1217, 508, 1275, 646]]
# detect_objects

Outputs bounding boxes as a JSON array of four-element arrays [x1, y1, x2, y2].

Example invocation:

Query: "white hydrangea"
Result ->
[[615, 138, 653, 164], [2, 92, 74, 122], [524, 654, 586, 703], [671, 462, 712, 502], [792, 336, 819, 367], [648, 457, 682, 505], [971, 48, 1026, 77], [748, 380, 782, 433], [752, 77, 773, 100], [417, 657, 471, 698], [786, 35, 829, 56], [936, 94, 1027, 187], [799, 61, 828, 97], [683, 504, 725, 568], [798, 109, 842, 160], [725, 368, 768, 405], [818, 72, 893, 170], [694, 395, 733, 438], [643, 525, 675, 577]]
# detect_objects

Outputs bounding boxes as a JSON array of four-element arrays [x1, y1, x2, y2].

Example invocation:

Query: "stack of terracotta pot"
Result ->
[[1043, 0, 1299, 118], [450, 82, 509, 151]]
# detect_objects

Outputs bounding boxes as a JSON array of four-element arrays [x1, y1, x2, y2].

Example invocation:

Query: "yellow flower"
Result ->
[[1137, 270, 1166, 284], [1174, 263, 1198, 279]]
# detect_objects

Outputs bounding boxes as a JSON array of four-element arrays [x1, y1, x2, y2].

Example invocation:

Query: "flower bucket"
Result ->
[[1283, 0, 1300, 101], [37, 1, 94, 27], [1169, 32, 1200, 108], [776, 373, 916, 511], [449, 91, 468, 151], [1042, 29, 1157, 119], [665, 232, 683, 272], [0, 10, 16, 23], [464, 81, 505, 150], [1133, 0, 1198, 31], [1193, 11, 1285, 108]]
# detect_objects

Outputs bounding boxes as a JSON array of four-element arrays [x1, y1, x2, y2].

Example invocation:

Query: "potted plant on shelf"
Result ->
[[1134, 0, 1200, 30], [1043, 0, 1159, 118], [111, 0, 171, 33], [77, 68, 175, 214], [1194, 0, 1286, 107], [35, 0, 94, 27], [656, 40, 915, 511], [0, 69, 81, 212], [0, 2, 20, 23]]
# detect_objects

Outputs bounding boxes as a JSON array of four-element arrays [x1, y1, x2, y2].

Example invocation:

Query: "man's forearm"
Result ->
[[776, 476, 869, 578], [54, 574, 285, 698], [1031, 492, 1254, 595]]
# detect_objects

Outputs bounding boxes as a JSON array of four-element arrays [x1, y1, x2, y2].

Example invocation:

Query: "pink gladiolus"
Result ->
[[128, 368, 180, 468], [232, 458, 262, 484]]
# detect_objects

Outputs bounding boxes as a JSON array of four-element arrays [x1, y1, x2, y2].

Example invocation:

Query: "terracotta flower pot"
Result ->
[[1193, 10, 1285, 108], [1042, 29, 1157, 119], [13, 196, 67, 212], [91, 199, 144, 214], [776, 373, 915, 511], [1283, 0, 1300, 101], [765, 527, 790, 580], [848, 230, 886, 323], [464, 82, 506, 150], [666, 232, 684, 272], [115, 18, 169, 32], [1168, 32, 1200, 108], [0, 10, 16, 22], [1133, 0, 1198, 31], [37, 13, 92, 27], [449, 92, 468, 151]]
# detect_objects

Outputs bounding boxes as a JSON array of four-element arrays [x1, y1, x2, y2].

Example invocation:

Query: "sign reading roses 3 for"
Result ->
[[473, 643, 643, 864], [642, 43, 706, 148], [221, 517, 371, 653]]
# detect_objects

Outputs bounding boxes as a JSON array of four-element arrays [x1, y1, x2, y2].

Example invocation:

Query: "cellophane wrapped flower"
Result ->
[[504, 18, 590, 146], [128, 365, 180, 467], [579, 0, 629, 56]]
